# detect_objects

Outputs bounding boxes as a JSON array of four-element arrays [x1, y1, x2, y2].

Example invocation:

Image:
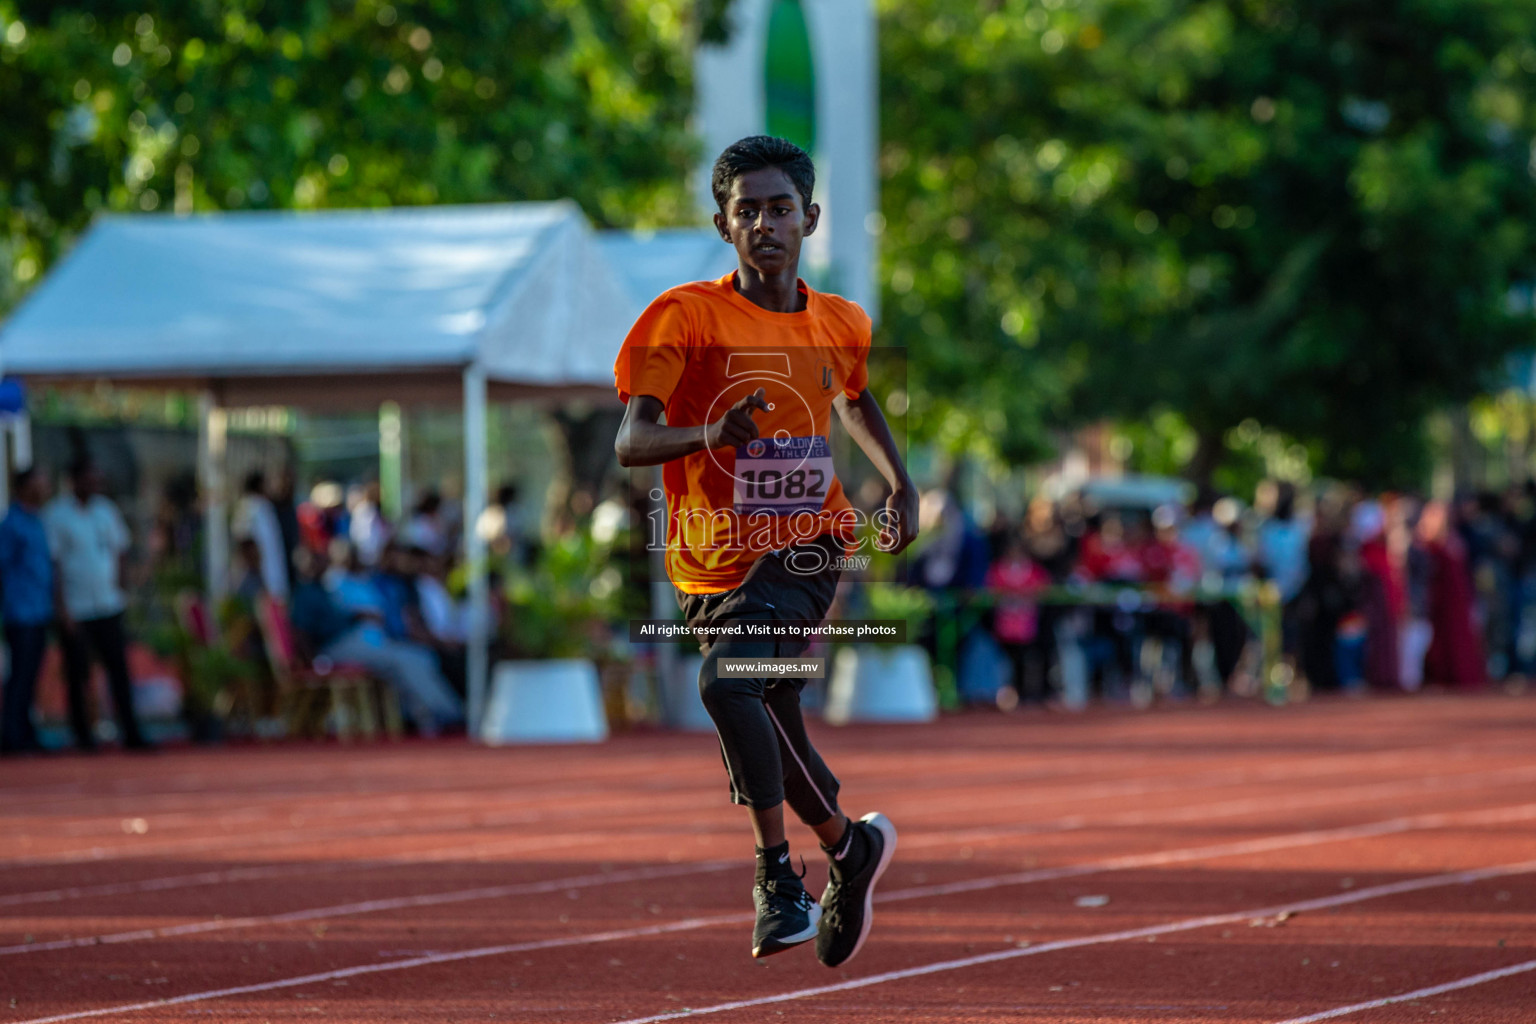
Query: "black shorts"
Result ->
[[675, 534, 845, 818], [676, 533, 844, 660]]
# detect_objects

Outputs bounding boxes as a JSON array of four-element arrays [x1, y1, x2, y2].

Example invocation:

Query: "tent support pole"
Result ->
[[0, 413, 28, 513], [12, 413, 30, 470], [463, 365, 490, 737], [198, 391, 229, 604], [379, 400, 404, 521]]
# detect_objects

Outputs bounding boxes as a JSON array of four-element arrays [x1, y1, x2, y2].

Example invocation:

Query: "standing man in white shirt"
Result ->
[[44, 458, 153, 752], [232, 470, 290, 600]]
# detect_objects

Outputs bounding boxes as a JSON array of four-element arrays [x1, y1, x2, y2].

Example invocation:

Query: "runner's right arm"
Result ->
[[615, 389, 768, 468]]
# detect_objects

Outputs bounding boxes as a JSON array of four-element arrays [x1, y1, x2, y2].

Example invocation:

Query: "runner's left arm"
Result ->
[[834, 389, 919, 554]]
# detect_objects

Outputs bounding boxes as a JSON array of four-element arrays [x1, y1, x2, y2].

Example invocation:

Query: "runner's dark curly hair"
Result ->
[[711, 135, 815, 212]]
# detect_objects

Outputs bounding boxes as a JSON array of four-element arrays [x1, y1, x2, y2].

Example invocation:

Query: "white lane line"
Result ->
[[0, 786, 725, 868], [3, 748, 1517, 905], [610, 859, 1536, 1024], [1271, 958, 1536, 1022], [882, 801, 1536, 903], [0, 831, 596, 909], [7, 778, 1534, 957], [6, 767, 1529, 939], [0, 860, 733, 956], [16, 853, 1536, 1024], [901, 761, 1536, 851], [0, 743, 1487, 865]]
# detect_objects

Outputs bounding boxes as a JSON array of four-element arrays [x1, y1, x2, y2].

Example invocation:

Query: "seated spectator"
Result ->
[[414, 548, 470, 696], [403, 490, 449, 557], [291, 547, 464, 735], [416, 550, 468, 645], [232, 537, 268, 605], [347, 482, 390, 567], [372, 542, 426, 643]]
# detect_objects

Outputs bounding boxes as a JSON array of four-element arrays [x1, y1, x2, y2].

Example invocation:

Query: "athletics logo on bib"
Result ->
[[733, 435, 834, 516]]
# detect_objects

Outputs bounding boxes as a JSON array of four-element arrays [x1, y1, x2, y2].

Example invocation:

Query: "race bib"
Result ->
[[733, 434, 834, 515]]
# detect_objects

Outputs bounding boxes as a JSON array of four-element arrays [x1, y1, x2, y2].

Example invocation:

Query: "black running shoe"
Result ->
[[751, 868, 821, 958], [816, 812, 897, 967]]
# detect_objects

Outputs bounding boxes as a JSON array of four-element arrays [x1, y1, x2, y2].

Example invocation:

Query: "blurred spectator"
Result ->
[[1510, 482, 1536, 679], [271, 465, 301, 589], [45, 458, 153, 752], [477, 481, 528, 566], [1398, 497, 1434, 691], [290, 546, 464, 736], [914, 491, 990, 591], [1459, 491, 1514, 675], [347, 482, 390, 567], [1021, 496, 1076, 580], [1, 466, 55, 755], [232, 470, 289, 600], [413, 548, 470, 696], [1418, 500, 1486, 689], [1142, 506, 1202, 592], [403, 490, 448, 557], [299, 481, 346, 555], [232, 537, 268, 604], [1287, 517, 1352, 692], [1077, 513, 1145, 584], [1255, 481, 1310, 603], [372, 542, 427, 643], [1182, 491, 1249, 586], [985, 531, 1051, 703], [1181, 494, 1251, 686], [1351, 501, 1401, 690]]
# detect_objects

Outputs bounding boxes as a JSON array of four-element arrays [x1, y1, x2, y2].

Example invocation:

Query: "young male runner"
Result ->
[[614, 136, 918, 966]]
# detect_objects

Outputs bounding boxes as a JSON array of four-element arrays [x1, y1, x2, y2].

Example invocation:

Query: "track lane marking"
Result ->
[[901, 761, 1536, 850], [16, 853, 1536, 1024], [609, 858, 1536, 1024], [0, 746, 1517, 890], [1270, 958, 1536, 1022], [0, 860, 733, 956], [2, 743, 1505, 861], [8, 801, 1536, 1021], [6, 772, 1534, 949]]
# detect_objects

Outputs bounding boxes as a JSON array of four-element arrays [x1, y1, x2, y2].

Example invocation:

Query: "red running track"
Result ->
[[2, 693, 1534, 1023]]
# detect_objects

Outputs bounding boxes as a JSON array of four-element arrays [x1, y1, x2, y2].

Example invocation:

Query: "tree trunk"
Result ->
[[546, 405, 624, 534], [1186, 426, 1225, 492]]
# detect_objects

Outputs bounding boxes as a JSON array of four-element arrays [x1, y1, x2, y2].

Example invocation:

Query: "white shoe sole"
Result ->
[[752, 902, 821, 958], [840, 811, 898, 966]]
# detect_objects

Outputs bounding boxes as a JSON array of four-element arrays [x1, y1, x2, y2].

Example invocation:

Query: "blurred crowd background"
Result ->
[[4, 1, 1536, 748]]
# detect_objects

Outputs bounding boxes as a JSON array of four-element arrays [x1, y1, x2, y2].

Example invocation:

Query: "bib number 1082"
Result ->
[[737, 467, 826, 501]]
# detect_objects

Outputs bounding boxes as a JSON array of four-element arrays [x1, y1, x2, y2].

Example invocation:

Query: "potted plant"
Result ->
[[481, 529, 633, 743], [824, 580, 940, 725]]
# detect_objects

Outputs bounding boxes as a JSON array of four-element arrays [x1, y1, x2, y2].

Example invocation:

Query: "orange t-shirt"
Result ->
[[614, 273, 872, 594]]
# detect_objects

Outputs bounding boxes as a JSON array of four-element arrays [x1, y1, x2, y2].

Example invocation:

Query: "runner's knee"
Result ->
[[698, 642, 773, 714]]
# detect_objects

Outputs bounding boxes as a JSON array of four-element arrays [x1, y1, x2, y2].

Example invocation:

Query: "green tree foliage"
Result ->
[[881, 0, 1536, 486], [0, 0, 701, 313]]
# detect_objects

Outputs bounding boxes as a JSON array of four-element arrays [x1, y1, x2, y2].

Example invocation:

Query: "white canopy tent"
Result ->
[[0, 201, 644, 731], [597, 227, 738, 309]]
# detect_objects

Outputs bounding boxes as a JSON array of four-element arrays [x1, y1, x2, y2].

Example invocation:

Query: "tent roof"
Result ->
[[0, 202, 640, 396], [597, 228, 738, 308]]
